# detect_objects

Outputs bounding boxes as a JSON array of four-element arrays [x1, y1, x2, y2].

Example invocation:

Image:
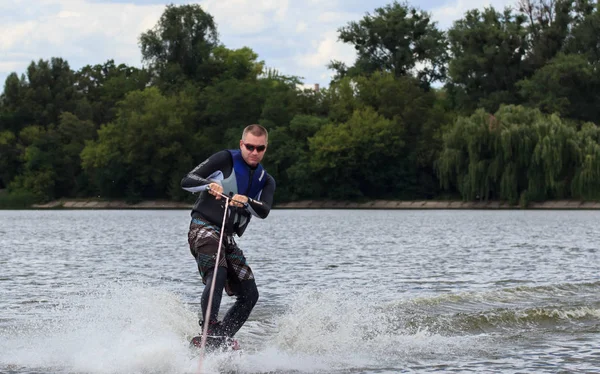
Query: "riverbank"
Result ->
[[27, 199, 600, 209]]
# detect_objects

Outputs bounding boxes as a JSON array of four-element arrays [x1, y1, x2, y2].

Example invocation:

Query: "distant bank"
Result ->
[[28, 199, 600, 210]]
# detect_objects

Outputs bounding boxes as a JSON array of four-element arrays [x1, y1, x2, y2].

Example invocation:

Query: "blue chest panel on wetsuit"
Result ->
[[228, 149, 266, 199]]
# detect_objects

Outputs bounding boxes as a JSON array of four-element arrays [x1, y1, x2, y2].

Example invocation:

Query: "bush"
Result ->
[[0, 190, 40, 209]]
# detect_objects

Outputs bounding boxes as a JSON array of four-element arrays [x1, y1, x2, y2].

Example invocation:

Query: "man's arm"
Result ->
[[247, 174, 276, 219], [180, 150, 231, 193]]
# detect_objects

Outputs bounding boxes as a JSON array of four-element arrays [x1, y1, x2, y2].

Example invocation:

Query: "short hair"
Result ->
[[242, 124, 268, 143]]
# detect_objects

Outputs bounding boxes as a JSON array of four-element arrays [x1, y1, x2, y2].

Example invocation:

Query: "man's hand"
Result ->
[[207, 182, 224, 199], [230, 194, 248, 208]]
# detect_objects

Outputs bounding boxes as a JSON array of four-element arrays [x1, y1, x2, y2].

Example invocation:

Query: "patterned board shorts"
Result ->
[[187, 218, 254, 295]]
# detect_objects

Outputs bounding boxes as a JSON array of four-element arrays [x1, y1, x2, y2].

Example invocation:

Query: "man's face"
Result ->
[[240, 133, 267, 167]]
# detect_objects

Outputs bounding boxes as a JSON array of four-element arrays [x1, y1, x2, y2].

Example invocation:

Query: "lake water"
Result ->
[[0, 209, 599, 373]]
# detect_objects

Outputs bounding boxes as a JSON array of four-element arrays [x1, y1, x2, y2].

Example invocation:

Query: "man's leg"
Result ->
[[201, 266, 228, 328], [188, 221, 229, 335], [221, 279, 259, 337]]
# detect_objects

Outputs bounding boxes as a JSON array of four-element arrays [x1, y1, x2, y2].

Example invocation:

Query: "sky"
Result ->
[[0, 0, 515, 91]]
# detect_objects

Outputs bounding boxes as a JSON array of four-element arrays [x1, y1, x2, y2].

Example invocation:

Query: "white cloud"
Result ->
[[317, 11, 358, 24], [201, 0, 290, 34], [296, 22, 307, 33], [0, 61, 26, 74], [57, 10, 81, 18], [298, 31, 355, 69], [431, 0, 516, 29], [0, 21, 36, 50]]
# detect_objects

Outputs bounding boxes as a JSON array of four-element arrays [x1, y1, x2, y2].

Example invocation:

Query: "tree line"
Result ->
[[1, 0, 600, 208]]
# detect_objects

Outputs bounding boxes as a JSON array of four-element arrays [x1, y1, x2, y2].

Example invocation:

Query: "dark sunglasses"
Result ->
[[243, 143, 266, 153]]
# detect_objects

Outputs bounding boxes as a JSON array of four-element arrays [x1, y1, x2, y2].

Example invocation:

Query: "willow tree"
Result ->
[[437, 109, 502, 201], [437, 105, 582, 204], [572, 123, 600, 200], [527, 114, 579, 201]]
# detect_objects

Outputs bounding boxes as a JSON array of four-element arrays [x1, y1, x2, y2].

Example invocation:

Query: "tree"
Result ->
[[0, 130, 19, 188], [265, 115, 329, 201], [75, 60, 151, 126], [518, 0, 573, 71], [330, 1, 448, 88], [0, 73, 30, 133], [24, 58, 79, 128], [0, 58, 80, 133], [572, 123, 600, 200], [7, 113, 95, 200], [81, 87, 197, 200], [310, 107, 404, 199], [518, 53, 600, 122], [566, 0, 600, 63], [437, 105, 585, 204], [139, 4, 219, 90], [447, 8, 529, 112]]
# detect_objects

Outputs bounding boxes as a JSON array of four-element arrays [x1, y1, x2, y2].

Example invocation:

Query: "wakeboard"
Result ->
[[190, 335, 241, 352]]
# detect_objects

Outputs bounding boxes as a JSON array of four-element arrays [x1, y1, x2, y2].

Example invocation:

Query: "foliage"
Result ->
[[330, 1, 448, 88], [0, 190, 40, 209], [139, 4, 219, 91], [446, 7, 529, 113], [437, 105, 599, 204], [518, 53, 600, 122], [81, 87, 197, 200]]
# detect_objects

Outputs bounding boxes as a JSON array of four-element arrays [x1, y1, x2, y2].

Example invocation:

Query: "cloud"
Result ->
[[201, 0, 290, 35], [0, 0, 164, 87], [295, 22, 307, 33], [431, 0, 516, 29], [297, 31, 355, 69], [0, 61, 26, 75]]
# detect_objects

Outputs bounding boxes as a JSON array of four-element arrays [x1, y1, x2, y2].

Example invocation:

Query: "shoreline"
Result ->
[[27, 199, 600, 210]]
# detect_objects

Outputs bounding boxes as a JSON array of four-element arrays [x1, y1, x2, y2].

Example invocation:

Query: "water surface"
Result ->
[[1, 209, 599, 373]]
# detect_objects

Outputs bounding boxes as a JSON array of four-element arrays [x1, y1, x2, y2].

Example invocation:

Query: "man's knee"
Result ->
[[203, 266, 228, 286], [242, 280, 259, 306]]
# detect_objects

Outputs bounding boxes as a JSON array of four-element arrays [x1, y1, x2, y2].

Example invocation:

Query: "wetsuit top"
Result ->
[[180, 149, 276, 237]]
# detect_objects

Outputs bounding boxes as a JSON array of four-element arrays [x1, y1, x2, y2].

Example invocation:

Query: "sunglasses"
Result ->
[[243, 143, 266, 153]]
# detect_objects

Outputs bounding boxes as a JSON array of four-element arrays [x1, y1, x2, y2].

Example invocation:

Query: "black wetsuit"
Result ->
[[181, 150, 276, 338]]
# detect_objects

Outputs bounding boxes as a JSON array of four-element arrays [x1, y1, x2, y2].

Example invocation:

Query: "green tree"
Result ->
[[139, 4, 219, 90], [23, 58, 80, 128], [264, 115, 329, 201], [321, 73, 448, 198], [330, 1, 448, 88], [0, 58, 80, 134], [0, 73, 30, 133], [518, 0, 573, 71], [572, 123, 600, 200], [9, 125, 57, 201], [437, 105, 584, 204], [566, 0, 600, 63], [0, 130, 19, 188], [518, 53, 600, 122], [81, 87, 197, 200], [75, 60, 151, 126], [7, 113, 95, 200], [309, 107, 405, 199], [447, 8, 529, 112]]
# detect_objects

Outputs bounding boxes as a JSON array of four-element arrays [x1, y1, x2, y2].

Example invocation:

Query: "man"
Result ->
[[181, 124, 276, 350]]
